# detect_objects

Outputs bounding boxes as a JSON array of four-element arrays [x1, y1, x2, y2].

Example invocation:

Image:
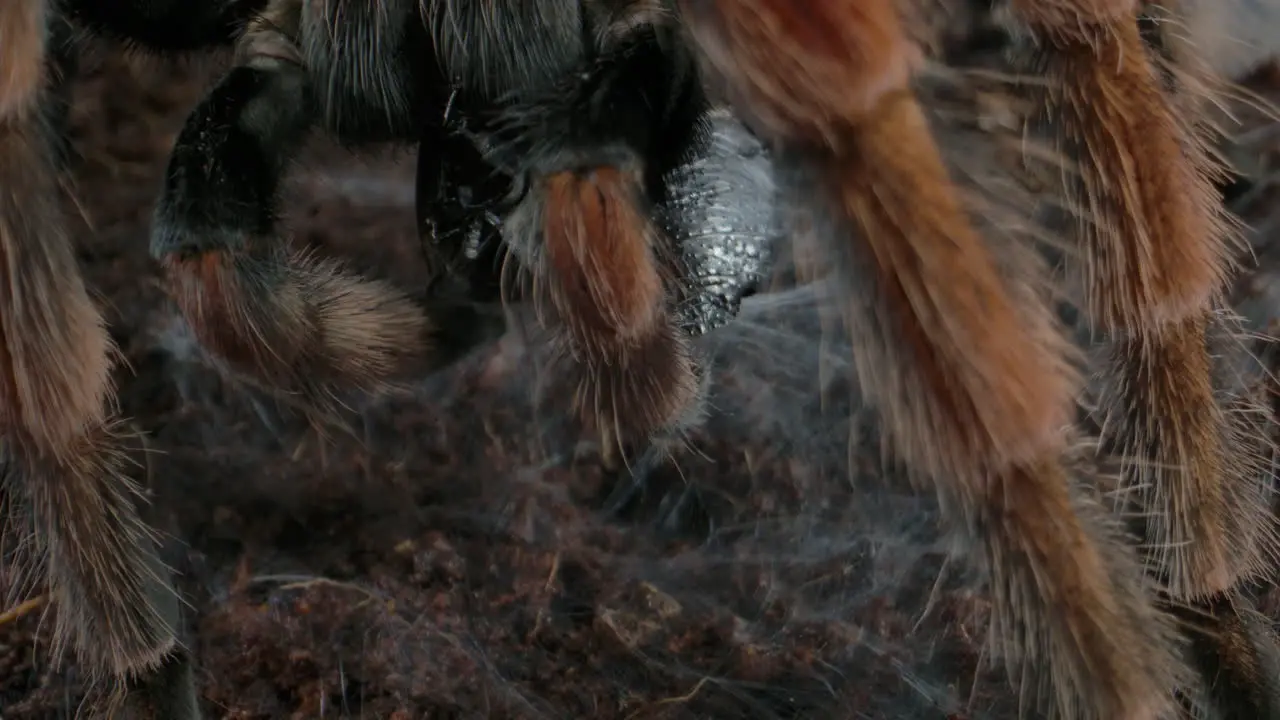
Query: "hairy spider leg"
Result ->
[[677, 0, 1193, 716], [152, 0, 494, 420], [1003, 0, 1280, 713]]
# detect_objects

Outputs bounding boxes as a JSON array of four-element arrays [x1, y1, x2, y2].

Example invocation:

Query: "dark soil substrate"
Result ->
[[4, 37, 1280, 720]]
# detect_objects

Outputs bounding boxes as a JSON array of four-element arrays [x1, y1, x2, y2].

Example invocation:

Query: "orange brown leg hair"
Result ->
[[1002, 0, 1266, 604], [1001, 0, 1280, 712], [481, 6, 710, 476], [151, 3, 472, 422], [522, 165, 699, 461], [0, 0, 179, 691], [678, 0, 1192, 716]]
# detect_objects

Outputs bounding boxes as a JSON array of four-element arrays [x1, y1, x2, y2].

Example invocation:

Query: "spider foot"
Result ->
[[114, 647, 203, 720], [651, 480, 710, 537], [600, 441, 668, 518], [600, 440, 710, 537]]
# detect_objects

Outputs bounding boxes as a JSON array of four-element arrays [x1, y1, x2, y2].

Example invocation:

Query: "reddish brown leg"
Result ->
[[678, 0, 1187, 716], [153, 4, 461, 419], [529, 166, 699, 450], [481, 6, 709, 470], [1004, 0, 1273, 598], [0, 0, 178, 688], [1000, 0, 1280, 713]]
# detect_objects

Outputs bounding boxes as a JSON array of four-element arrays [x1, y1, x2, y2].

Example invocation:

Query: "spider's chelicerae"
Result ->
[[5, 0, 1280, 717]]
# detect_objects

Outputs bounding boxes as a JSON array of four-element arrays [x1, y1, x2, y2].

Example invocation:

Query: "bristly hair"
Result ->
[[299, 0, 433, 142], [0, 0, 180, 689], [423, 0, 585, 101]]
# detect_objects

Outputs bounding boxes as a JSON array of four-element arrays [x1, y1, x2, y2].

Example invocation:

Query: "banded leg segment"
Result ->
[[472, 6, 711, 461], [0, 0, 178, 686], [1004, 0, 1280, 713], [1004, 0, 1273, 598], [151, 5, 465, 415], [678, 0, 1186, 716]]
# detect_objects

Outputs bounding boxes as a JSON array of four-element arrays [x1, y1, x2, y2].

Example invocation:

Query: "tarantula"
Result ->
[[5, 0, 1280, 717]]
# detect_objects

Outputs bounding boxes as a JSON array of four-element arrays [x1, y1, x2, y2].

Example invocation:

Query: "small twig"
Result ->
[[624, 676, 711, 720], [544, 552, 561, 593], [0, 595, 46, 626], [251, 575, 388, 610]]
